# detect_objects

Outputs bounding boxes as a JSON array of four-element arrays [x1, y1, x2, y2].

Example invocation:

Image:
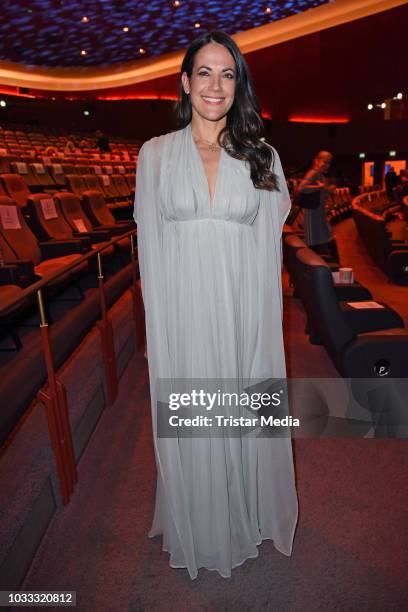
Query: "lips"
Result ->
[[201, 96, 225, 105]]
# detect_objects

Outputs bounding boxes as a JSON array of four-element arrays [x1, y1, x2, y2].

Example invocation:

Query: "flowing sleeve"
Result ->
[[249, 145, 291, 380], [133, 140, 172, 381], [133, 140, 197, 571]]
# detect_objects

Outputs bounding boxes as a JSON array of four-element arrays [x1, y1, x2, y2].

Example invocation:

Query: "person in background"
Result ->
[[384, 165, 400, 201], [44, 145, 58, 156], [95, 129, 111, 153], [63, 138, 76, 154], [296, 150, 339, 261]]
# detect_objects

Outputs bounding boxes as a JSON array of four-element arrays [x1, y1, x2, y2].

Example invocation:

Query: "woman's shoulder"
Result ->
[[140, 129, 180, 155]]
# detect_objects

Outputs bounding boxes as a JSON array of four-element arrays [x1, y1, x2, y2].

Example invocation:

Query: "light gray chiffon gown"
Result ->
[[133, 122, 298, 579]]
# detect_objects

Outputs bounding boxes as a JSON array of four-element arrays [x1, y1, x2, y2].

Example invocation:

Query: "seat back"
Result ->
[[27, 193, 73, 240], [10, 161, 39, 188], [82, 190, 115, 226], [296, 248, 356, 361], [0, 226, 19, 262], [283, 234, 307, 288], [54, 191, 93, 233], [0, 173, 31, 207], [125, 174, 135, 191], [29, 163, 55, 186], [65, 174, 87, 196], [0, 196, 42, 264], [83, 174, 101, 191], [97, 174, 120, 198], [112, 174, 130, 197], [352, 207, 392, 268]]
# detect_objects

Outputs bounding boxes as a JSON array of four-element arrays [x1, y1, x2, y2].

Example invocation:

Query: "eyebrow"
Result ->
[[197, 65, 235, 72]]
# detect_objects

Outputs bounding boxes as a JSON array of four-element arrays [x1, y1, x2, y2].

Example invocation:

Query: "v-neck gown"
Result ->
[[134, 122, 298, 579]]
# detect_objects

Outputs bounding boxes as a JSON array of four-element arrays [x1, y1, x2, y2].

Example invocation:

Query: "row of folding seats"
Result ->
[[283, 233, 408, 382], [0, 170, 135, 212], [326, 187, 353, 223], [351, 194, 408, 284], [0, 189, 137, 346]]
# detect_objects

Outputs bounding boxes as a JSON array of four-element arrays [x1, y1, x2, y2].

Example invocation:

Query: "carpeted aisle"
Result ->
[[19, 218, 408, 611]]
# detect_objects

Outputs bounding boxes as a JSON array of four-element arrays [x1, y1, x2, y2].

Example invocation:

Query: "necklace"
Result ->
[[192, 135, 222, 153]]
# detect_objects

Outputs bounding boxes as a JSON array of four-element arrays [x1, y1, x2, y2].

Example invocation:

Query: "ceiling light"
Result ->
[[84, 110, 90, 116], [194, 22, 201, 28], [389, 150, 396, 157], [172, 0, 181, 6], [0, 100, 6, 108], [123, 26, 129, 32], [139, 48, 146, 54], [80, 49, 87, 56], [359, 153, 365, 158], [367, 103, 373, 110], [81, 16, 89, 23], [396, 92, 403, 99], [264, 7, 272, 13], [381, 102, 386, 109]]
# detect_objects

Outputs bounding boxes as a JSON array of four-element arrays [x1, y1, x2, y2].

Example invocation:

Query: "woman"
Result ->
[[134, 30, 298, 579]]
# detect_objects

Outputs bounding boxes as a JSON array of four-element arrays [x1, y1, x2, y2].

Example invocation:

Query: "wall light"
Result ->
[[359, 153, 366, 158], [389, 151, 396, 157], [380, 102, 386, 109], [367, 103, 373, 110]]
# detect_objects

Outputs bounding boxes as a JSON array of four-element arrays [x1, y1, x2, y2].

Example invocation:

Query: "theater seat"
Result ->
[[65, 174, 87, 197], [0, 196, 88, 286], [27, 193, 91, 251], [294, 247, 408, 376], [283, 234, 372, 301], [352, 204, 408, 284], [29, 163, 56, 189], [54, 192, 117, 258], [83, 174, 103, 192], [112, 174, 131, 199], [81, 190, 135, 235], [0, 174, 31, 208]]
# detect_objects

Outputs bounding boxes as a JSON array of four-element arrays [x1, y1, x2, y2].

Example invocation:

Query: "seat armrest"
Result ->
[[341, 302, 404, 334], [72, 229, 111, 242], [0, 260, 36, 285], [334, 284, 372, 301], [341, 332, 408, 377], [39, 239, 83, 259], [0, 265, 19, 285]]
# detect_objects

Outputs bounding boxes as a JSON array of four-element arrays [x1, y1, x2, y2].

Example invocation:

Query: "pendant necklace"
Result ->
[[193, 135, 222, 153]]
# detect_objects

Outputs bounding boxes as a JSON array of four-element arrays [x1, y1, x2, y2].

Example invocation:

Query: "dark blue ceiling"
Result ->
[[0, 0, 331, 68]]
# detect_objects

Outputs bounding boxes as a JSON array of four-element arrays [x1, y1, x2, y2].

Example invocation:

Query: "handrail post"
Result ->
[[129, 233, 145, 350], [96, 252, 118, 405], [36, 289, 77, 506]]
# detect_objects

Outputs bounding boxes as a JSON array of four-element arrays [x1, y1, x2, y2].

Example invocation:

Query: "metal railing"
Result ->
[[0, 228, 145, 504]]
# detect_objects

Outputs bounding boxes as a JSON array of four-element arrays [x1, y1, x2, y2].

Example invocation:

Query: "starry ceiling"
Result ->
[[0, 0, 330, 68]]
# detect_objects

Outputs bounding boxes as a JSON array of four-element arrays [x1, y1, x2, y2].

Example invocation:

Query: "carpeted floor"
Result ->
[[19, 217, 408, 611]]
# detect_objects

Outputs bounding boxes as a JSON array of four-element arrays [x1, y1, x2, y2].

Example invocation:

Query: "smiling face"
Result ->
[[181, 42, 236, 123]]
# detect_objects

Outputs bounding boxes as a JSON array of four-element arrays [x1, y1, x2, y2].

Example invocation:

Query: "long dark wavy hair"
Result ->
[[175, 30, 279, 191]]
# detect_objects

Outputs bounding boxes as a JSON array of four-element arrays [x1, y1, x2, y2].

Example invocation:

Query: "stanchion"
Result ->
[[96, 252, 118, 405], [36, 289, 77, 506], [129, 233, 145, 350]]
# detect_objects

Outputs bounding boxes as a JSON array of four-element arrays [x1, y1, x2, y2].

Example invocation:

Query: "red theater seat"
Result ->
[[0, 196, 88, 285], [0, 174, 31, 208], [81, 190, 135, 235]]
